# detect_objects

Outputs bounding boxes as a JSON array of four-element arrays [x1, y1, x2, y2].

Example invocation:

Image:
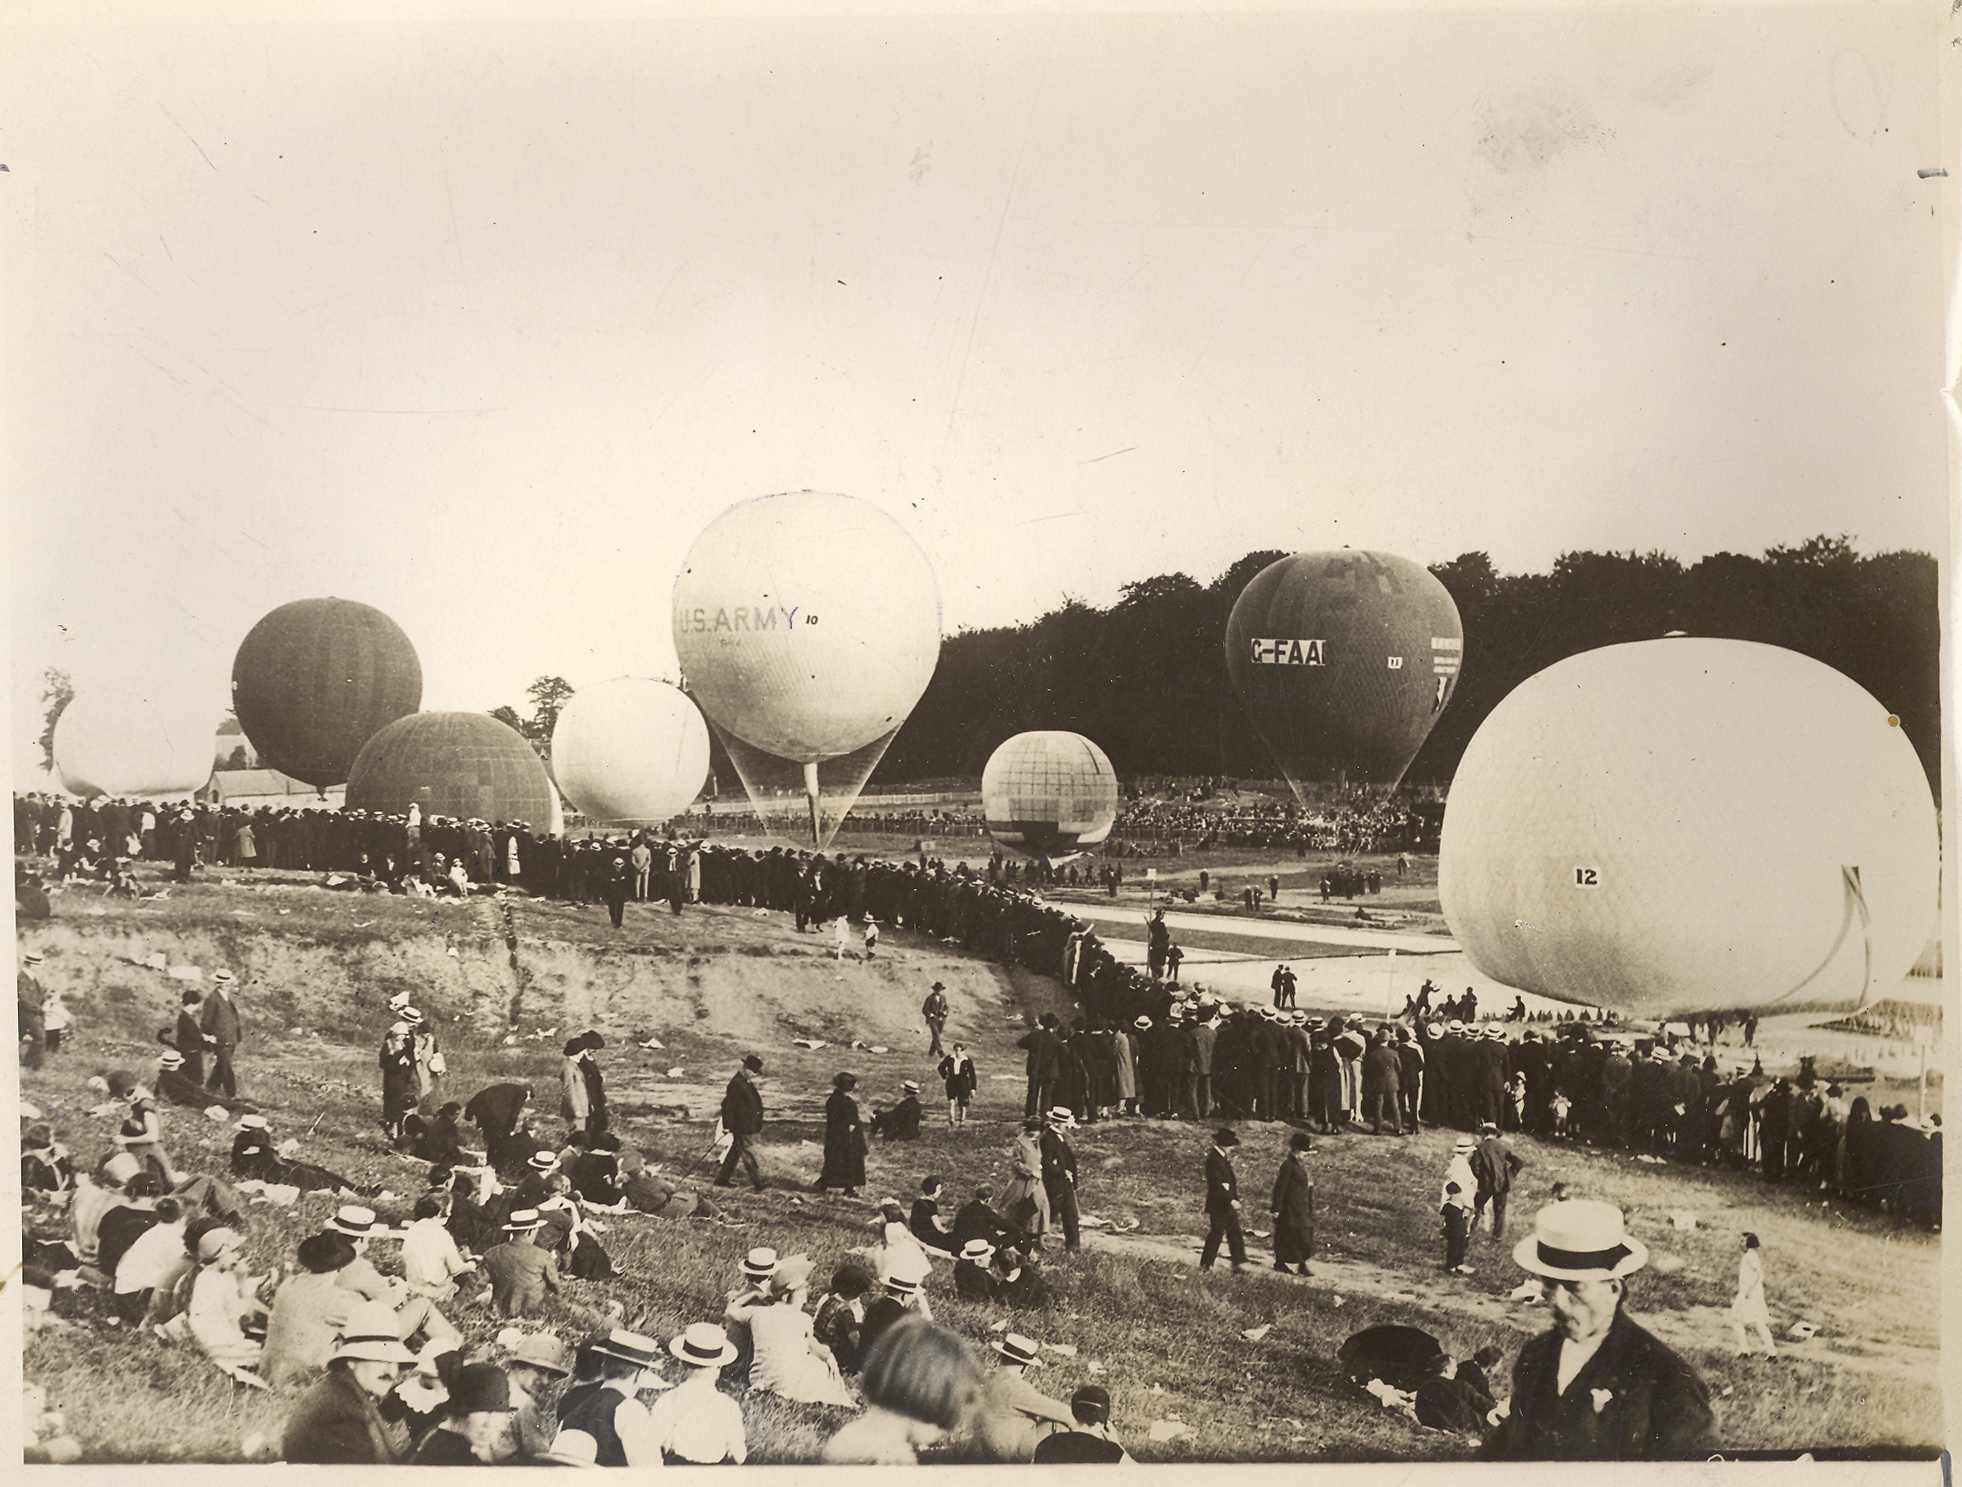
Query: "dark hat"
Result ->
[[742, 1054, 764, 1073], [581, 1031, 605, 1051], [1289, 1132, 1316, 1152], [833, 1072, 858, 1091], [1213, 1127, 1240, 1147], [447, 1362, 512, 1415], [297, 1232, 357, 1274], [1070, 1385, 1112, 1424], [931, 982, 945, 991]]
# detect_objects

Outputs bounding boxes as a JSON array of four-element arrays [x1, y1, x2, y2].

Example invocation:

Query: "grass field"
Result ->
[[15, 847, 1945, 1463]]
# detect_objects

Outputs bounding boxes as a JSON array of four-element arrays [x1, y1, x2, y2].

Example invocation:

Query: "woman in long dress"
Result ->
[[727, 1257, 855, 1407], [817, 1074, 867, 1196], [380, 1023, 420, 1143], [1270, 1132, 1315, 1277], [1729, 1232, 1777, 1356], [999, 1119, 1050, 1244]]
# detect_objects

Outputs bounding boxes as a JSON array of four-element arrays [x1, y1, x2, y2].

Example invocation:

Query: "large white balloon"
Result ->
[[53, 689, 216, 798], [1438, 638, 1938, 1016], [551, 678, 710, 825], [672, 492, 941, 762], [983, 731, 1119, 861]]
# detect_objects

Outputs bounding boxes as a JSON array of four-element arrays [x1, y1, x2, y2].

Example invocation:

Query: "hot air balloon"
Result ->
[[53, 688, 217, 798], [550, 678, 710, 826], [345, 713, 560, 830], [231, 598, 422, 789], [672, 491, 940, 847], [1437, 638, 1938, 1017], [1224, 551, 1462, 803], [982, 732, 1119, 863]]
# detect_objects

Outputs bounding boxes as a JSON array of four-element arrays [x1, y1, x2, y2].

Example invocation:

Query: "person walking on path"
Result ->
[[1472, 1120, 1526, 1240], [1440, 1136, 1478, 1275], [938, 1043, 977, 1129], [923, 984, 951, 1057], [816, 1073, 868, 1197], [1200, 1127, 1250, 1273], [200, 969, 244, 1098], [1729, 1233, 1777, 1357], [715, 1054, 767, 1192], [1039, 1107, 1081, 1255], [1270, 1131, 1316, 1276]]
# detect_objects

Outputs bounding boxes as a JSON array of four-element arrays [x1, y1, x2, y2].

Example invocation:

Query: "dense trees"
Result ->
[[879, 538, 1940, 799]]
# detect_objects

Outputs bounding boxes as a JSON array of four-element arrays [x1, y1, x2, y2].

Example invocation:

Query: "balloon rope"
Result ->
[[1770, 866, 1869, 1007], [804, 760, 822, 848]]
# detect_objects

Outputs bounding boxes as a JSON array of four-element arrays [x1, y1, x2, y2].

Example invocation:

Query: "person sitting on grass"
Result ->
[[537, 1170, 618, 1281], [646, 1324, 748, 1464], [20, 1122, 74, 1195], [262, 1232, 362, 1386], [821, 1318, 985, 1465], [482, 1208, 561, 1319], [94, 1172, 167, 1288], [950, 1185, 1008, 1252], [112, 1195, 189, 1324], [321, 1204, 463, 1349], [858, 1272, 927, 1359], [408, 1362, 519, 1465], [724, 1253, 855, 1407], [953, 1238, 1003, 1303], [909, 1174, 958, 1255], [106, 1067, 178, 1186], [812, 1263, 874, 1376], [281, 1300, 418, 1463], [72, 1152, 142, 1277], [230, 1113, 359, 1194], [1031, 1385, 1131, 1463], [975, 1332, 1076, 1461], [870, 1081, 925, 1141], [500, 1333, 573, 1458], [401, 1191, 477, 1304], [405, 1101, 468, 1168], [554, 1329, 668, 1467], [185, 1226, 270, 1380]]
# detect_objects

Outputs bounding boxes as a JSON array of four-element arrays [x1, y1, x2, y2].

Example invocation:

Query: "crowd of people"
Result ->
[[13, 790, 1943, 1463]]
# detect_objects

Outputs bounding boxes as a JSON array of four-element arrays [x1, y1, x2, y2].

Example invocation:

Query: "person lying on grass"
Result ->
[[229, 1113, 360, 1194]]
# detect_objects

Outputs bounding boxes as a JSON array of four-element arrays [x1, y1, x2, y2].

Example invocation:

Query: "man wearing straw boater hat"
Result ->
[[280, 1299, 420, 1463], [977, 1331, 1076, 1461], [1480, 1200, 1716, 1459], [554, 1329, 667, 1466]]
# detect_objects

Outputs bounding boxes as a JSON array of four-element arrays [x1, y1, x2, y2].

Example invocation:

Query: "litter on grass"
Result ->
[[1147, 1419, 1190, 1443], [1042, 1342, 1077, 1357], [1241, 1325, 1273, 1343], [1788, 1321, 1820, 1340], [793, 1039, 827, 1050], [1668, 1210, 1697, 1231]]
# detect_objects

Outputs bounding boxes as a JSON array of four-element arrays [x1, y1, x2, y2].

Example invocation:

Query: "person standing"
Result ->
[[201, 969, 243, 1098], [1000, 1119, 1051, 1248], [603, 853, 631, 929], [1270, 1131, 1316, 1277], [380, 1021, 420, 1144], [1481, 1200, 1717, 1459], [816, 1073, 868, 1197], [714, 1054, 767, 1192], [17, 949, 47, 1071], [1363, 1029, 1405, 1135], [1472, 1120, 1526, 1240], [1728, 1233, 1777, 1357], [630, 839, 652, 903], [1440, 1136, 1477, 1275], [1017, 1014, 1065, 1119], [922, 983, 951, 1056], [1270, 963, 1289, 1010], [173, 989, 209, 1085], [938, 1042, 977, 1129], [1039, 1107, 1081, 1255], [1200, 1127, 1250, 1273]]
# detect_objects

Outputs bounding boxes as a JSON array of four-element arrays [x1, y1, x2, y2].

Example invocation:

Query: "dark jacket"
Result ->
[[1480, 1310, 1717, 1460], [720, 1072, 764, 1136], [1204, 1146, 1239, 1215], [1038, 1128, 1077, 1193], [1018, 1027, 1064, 1081], [282, 1366, 403, 1464], [820, 1090, 867, 1189], [1472, 1135, 1525, 1196]]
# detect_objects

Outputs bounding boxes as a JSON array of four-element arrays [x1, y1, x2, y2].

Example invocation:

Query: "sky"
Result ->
[[4, 1, 1952, 786]]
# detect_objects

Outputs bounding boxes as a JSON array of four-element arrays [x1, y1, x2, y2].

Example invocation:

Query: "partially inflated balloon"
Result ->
[[983, 732, 1119, 862], [232, 598, 422, 788], [551, 678, 710, 825], [672, 491, 940, 846], [1225, 551, 1462, 801], [1438, 638, 1938, 1016], [346, 713, 558, 828], [54, 689, 216, 798]]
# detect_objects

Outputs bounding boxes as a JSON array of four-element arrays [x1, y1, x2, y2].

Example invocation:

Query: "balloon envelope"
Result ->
[[1438, 638, 1938, 1016], [346, 712, 558, 828], [982, 731, 1119, 861], [53, 689, 216, 798], [672, 491, 941, 762], [551, 678, 710, 825], [1224, 551, 1462, 801], [232, 598, 422, 788]]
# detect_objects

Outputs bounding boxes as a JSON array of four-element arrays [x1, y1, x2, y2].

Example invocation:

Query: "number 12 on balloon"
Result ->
[[1573, 867, 1601, 889]]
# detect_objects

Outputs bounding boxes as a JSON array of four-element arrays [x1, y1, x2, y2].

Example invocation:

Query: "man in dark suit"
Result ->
[[1018, 1015, 1065, 1118], [200, 969, 243, 1097], [1481, 1200, 1716, 1460], [1199, 1127, 1249, 1273], [173, 989, 209, 1085], [714, 1054, 766, 1192], [1038, 1108, 1080, 1254], [1471, 1120, 1526, 1240]]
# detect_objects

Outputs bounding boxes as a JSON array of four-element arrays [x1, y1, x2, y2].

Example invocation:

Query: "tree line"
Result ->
[[877, 536, 1941, 799]]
